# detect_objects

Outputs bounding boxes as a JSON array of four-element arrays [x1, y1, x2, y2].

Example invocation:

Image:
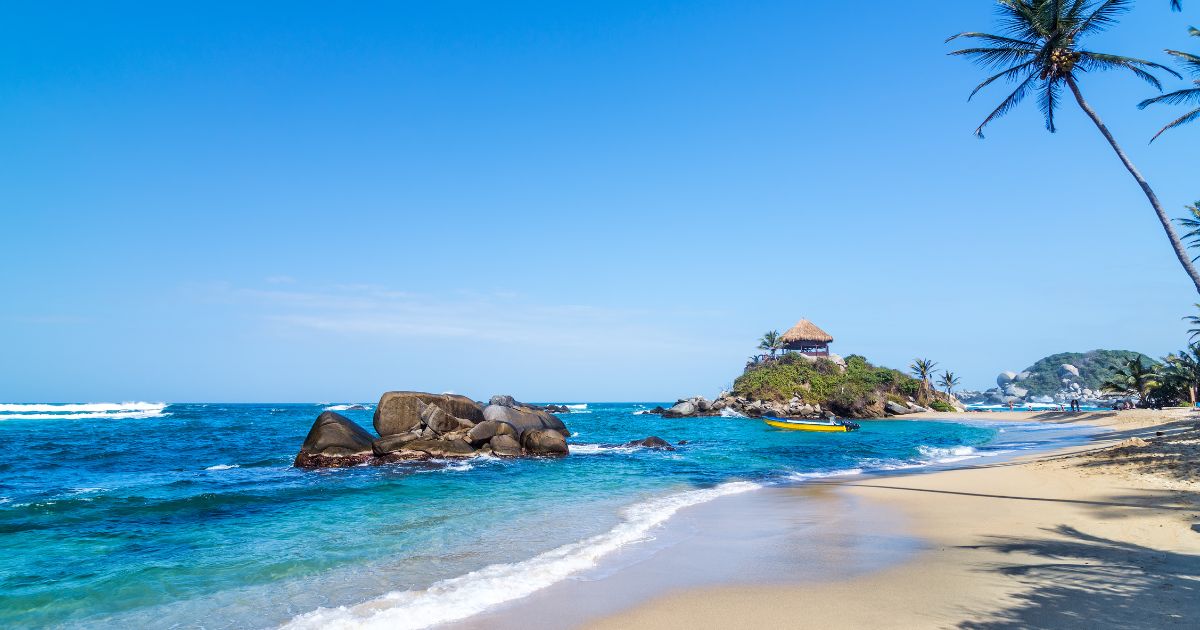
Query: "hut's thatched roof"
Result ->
[[780, 319, 833, 344]]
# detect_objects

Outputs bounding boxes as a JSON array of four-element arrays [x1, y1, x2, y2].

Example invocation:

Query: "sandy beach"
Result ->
[[587, 409, 1200, 629]]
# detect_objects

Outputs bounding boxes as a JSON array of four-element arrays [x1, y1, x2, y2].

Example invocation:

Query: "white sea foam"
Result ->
[[916, 445, 978, 463], [323, 404, 372, 412], [282, 481, 761, 630], [0, 402, 168, 421], [0, 402, 166, 413], [719, 408, 748, 418], [565, 404, 588, 410], [786, 468, 865, 481], [205, 464, 239, 471], [570, 444, 639, 455]]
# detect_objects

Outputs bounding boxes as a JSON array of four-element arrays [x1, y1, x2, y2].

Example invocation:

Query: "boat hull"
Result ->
[[763, 418, 854, 432]]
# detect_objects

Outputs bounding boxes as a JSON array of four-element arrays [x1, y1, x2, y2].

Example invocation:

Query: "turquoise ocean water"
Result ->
[[0, 402, 1091, 628]]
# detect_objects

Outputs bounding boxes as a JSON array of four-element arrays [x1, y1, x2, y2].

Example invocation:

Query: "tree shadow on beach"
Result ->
[[1066, 422, 1200, 486], [958, 525, 1200, 629]]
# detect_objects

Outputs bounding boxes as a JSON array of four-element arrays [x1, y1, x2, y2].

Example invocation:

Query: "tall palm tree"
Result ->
[[1162, 345, 1200, 404], [938, 370, 961, 395], [1101, 357, 1160, 404], [758, 330, 783, 358], [948, 1, 1200, 294], [1139, 27, 1200, 141], [910, 358, 938, 390]]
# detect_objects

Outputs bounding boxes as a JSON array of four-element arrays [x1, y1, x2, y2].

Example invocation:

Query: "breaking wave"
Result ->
[[282, 481, 761, 630], [0, 402, 168, 420]]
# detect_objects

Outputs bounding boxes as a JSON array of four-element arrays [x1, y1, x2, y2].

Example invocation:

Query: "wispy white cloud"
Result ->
[[205, 282, 727, 354]]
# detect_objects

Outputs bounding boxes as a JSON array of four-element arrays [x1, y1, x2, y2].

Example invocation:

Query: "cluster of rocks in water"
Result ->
[[294, 392, 572, 468], [956, 363, 1118, 407], [641, 391, 952, 420], [294, 392, 675, 468]]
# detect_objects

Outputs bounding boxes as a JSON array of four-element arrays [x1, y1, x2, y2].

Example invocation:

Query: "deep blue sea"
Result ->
[[0, 402, 1092, 629]]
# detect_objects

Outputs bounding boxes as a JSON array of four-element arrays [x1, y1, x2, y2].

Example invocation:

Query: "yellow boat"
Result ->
[[763, 417, 860, 433]]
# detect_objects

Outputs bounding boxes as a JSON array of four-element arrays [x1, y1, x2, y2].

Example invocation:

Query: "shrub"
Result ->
[[928, 400, 954, 412]]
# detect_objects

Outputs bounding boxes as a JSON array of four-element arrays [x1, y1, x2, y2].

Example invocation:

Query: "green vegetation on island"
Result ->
[[733, 353, 954, 418], [1015, 350, 1157, 397]]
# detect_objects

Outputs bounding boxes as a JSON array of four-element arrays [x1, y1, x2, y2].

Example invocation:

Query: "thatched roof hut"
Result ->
[[780, 319, 833, 355]]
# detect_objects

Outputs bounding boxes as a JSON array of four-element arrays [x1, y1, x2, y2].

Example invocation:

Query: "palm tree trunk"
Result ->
[[1066, 77, 1200, 294]]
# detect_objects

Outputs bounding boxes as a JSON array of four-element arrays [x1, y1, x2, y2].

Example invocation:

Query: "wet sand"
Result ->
[[589, 408, 1200, 629]]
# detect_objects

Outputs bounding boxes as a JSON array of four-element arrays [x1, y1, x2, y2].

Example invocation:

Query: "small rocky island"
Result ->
[[294, 392, 571, 468], [652, 319, 964, 420]]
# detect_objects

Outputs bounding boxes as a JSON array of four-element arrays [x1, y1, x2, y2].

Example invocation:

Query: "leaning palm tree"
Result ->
[[1101, 357, 1160, 405], [1139, 27, 1200, 141], [758, 330, 783, 359], [938, 370, 961, 395], [948, 1, 1200, 294], [910, 358, 938, 390]]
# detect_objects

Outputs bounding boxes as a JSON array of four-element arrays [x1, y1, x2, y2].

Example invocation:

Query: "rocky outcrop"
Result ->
[[651, 393, 838, 420], [625, 436, 675, 450], [521, 429, 569, 456], [293, 411, 377, 467], [297, 391, 572, 468], [373, 392, 485, 437]]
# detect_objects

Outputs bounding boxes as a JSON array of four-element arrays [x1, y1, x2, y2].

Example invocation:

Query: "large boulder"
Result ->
[[465, 419, 516, 446], [372, 432, 421, 456], [489, 434, 523, 457], [996, 371, 1018, 388], [374, 391, 484, 437], [1003, 384, 1029, 399], [663, 401, 697, 418], [420, 403, 475, 435], [401, 438, 477, 458], [521, 429, 569, 456], [294, 411, 375, 467], [483, 404, 569, 439], [1059, 364, 1080, 379], [885, 401, 912, 416]]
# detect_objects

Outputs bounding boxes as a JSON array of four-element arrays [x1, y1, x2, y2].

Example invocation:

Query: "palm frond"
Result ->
[[975, 73, 1038, 137], [1173, 0, 1183, 11], [1039, 79, 1061, 132], [1139, 86, 1200, 108], [949, 46, 1041, 70], [1074, 0, 1133, 37], [1079, 52, 1181, 88], [969, 61, 1037, 100], [1150, 107, 1200, 142]]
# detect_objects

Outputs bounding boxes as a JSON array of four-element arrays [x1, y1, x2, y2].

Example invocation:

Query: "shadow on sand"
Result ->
[[958, 524, 1199, 629]]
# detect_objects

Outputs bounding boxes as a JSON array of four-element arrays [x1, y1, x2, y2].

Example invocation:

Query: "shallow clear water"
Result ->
[[0, 403, 1090, 628]]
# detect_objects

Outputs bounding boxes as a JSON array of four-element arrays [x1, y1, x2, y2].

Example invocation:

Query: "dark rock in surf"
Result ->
[[293, 411, 376, 468], [625, 436, 675, 451], [489, 434, 523, 457], [521, 429, 569, 456]]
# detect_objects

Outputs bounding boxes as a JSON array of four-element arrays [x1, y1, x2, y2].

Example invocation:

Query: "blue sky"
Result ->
[[3, 1, 1198, 402]]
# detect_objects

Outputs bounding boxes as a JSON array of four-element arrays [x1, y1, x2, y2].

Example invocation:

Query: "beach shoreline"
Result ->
[[582, 408, 1200, 629]]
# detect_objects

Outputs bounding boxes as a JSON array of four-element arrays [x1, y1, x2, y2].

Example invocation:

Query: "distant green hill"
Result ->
[[1017, 350, 1157, 396]]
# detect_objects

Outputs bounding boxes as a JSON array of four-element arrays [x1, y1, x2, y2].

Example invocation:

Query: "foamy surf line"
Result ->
[[0, 402, 168, 420], [281, 481, 760, 630]]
